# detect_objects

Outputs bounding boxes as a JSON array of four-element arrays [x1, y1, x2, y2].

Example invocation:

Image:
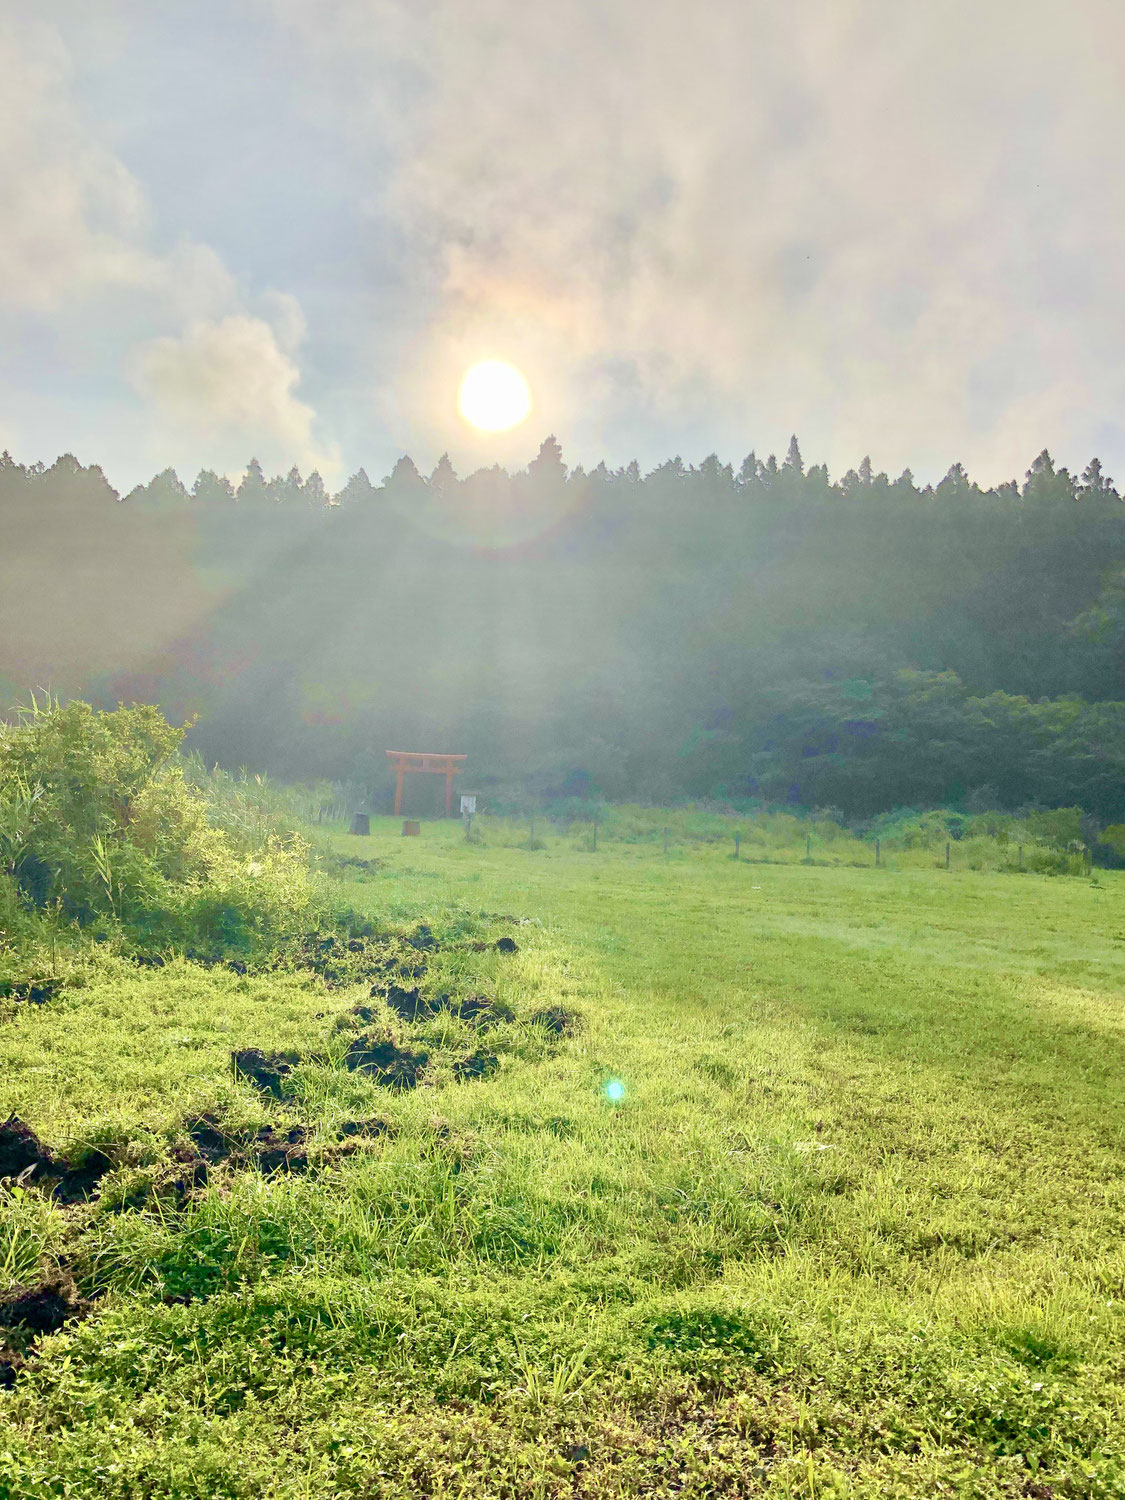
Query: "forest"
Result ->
[[2, 439, 1124, 821]]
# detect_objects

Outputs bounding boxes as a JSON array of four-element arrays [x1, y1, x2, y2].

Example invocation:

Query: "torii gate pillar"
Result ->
[[386, 751, 468, 817]]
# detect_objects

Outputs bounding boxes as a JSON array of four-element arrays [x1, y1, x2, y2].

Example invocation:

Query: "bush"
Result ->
[[0, 697, 321, 956]]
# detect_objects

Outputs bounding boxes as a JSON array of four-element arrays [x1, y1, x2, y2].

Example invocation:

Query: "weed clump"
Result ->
[[0, 698, 325, 963]]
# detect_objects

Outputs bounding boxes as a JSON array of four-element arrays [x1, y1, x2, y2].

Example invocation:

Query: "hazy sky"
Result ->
[[2, 1, 1123, 489]]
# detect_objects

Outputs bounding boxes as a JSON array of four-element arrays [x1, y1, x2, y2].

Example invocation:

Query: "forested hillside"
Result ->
[[3, 440, 1125, 818]]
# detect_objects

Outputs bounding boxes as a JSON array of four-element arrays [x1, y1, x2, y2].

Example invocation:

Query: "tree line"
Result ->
[[2, 438, 1124, 820]]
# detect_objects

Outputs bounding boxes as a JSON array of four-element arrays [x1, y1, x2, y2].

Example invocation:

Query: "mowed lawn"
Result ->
[[2, 820, 1125, 1498]]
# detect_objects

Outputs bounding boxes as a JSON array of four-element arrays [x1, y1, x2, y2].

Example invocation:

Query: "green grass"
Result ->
[[2, 816, 1125, 1497]]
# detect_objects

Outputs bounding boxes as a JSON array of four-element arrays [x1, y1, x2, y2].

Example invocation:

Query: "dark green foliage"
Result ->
[[4, 442, 1125, 817]]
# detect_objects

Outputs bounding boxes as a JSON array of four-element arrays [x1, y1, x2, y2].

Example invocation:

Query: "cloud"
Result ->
[[267, 0, 1125, 482], [128, 311, 338, 480], [0, 11, 331, 483]]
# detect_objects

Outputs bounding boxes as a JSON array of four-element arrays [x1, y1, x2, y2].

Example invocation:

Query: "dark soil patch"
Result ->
[[381, 985, 431, 1021], [252, 1125, 312, 1176], [163, 1149, 212, 1202], [0, 1116, 113, 1202], [0, 1276, 91, 1387], [51, 1150, 114, 1206], [173, 1115, 338, 1184], [287, 932, 427, 990], [530, 1006, 580, 1036], [185, 1114, 236, 1163], [343, 1035, 428, 1088], [368, 954, 427, 983], [495, 936, 519, 954], [0, 1115, 49, 1180], [450, 993, 511, 1026], [407, 924, 439, 952], [0, 978, 61, 1005], [231, 1049, 300, 1100], [0, 1346, 26, 1388], [0, 1276, 87, 1336], [337, 1117, 395, 1139], [453, 1051, 500, 1082]]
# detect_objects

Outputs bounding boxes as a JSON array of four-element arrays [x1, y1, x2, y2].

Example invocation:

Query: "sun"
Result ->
[[458, 360, 531, 432]]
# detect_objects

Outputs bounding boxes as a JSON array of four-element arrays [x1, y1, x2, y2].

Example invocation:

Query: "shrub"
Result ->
[[0, 697, 320, 955]]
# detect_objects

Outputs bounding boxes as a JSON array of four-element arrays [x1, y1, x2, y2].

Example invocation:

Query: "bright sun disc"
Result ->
[[458, 360, 531, 432]]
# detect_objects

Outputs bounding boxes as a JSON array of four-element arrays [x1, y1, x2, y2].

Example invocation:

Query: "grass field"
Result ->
[[2, 816, 1124, 1497]]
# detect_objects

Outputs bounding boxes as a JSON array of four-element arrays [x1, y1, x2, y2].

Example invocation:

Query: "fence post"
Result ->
[[875, 838, 881, 867], [734, 832, 741, 860], [1018, 845, 1023, 869], [945, 841, 950, 869], [663, 827, 670, 857], [805, 833, 811, 861], [592, 821, 597, 851]]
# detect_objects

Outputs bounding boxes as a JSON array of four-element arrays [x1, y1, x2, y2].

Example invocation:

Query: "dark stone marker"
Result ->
[[350, 813, 370, 836]]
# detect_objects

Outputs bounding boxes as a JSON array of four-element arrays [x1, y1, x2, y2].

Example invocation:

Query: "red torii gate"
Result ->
[[386, 750, 467, 817]]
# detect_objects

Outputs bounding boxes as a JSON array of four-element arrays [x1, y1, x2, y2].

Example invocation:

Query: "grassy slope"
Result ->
[[2, 819, 1124, 1498]]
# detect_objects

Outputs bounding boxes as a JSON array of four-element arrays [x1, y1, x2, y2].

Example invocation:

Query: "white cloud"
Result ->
[[267, 0, 1125, 483], [128, 313, 338, 480], [0, 11, 330, 483]]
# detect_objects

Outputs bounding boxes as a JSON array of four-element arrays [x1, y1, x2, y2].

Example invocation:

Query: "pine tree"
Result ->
[[429, 454, 458, 494], [528, 435, 566, 485], [192, 469, 235, 506], [335, 468, 376, 506], [279, 465, 304, 504], [1080, 457, 1115, 498], [237, 457, 268, 504], [783, 435, 803, 476]]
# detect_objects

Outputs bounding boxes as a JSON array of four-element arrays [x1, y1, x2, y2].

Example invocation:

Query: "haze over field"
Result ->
[[2, 1, 1124, 487]]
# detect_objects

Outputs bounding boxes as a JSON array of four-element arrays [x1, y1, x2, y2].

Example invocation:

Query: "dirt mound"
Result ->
[[0, 1275, 90, 1388], [0, 1276, 87, 1336], [288, 931, 431, 989], [407, 924, 439, 951], [0, 1115, 49, 1180], [251, 1125, 312, 1176], [343, 1035, 428, 1088], [451, 993, 511, 1026], [0, 978, 60, 1005], [0, 1116, 113, 1202], [381, 985, 431, 1021], [51, 1149, 114, 1206], [453, 1051, 500, 1082], [337, 1117, 394, 1139], [495, 936, 519, 954], [231, 1049, 299, 1099], [529, 1006, 580, 1036], [172, 1115, 341, 1184]]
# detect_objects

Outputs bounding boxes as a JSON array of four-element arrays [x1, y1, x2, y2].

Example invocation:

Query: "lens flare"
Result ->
[[458, 360, 531, 432], [606, 1080, 626, 1102]]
